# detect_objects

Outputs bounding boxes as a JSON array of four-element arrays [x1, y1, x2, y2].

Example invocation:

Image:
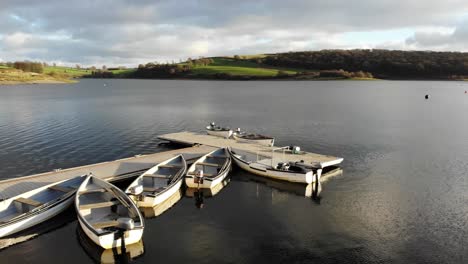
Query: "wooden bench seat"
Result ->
[[144, 174, 170, 178], [49, 185, 74, 193], [79, 200, 119, 210], [15, 197, 43, 207], [198, 162, 221, 167], [143, 186, 166, 192], [79, 188, 106, 195], [207, 155, 228, 159], [159, 164, 181, 169], [92, 220, 119, 229]]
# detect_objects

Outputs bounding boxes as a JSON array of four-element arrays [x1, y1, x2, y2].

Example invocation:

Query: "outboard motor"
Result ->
[[194, 170, 204, 185], [290, 146, 301, 154], [115, 217, 135, 252], [128, 185, 143, 196], [117, 217, 135, 230]]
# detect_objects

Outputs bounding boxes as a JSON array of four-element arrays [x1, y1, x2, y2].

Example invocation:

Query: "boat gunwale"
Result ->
[[127, 155, 187, 199], [76, 176, 144, 237], [0, 176, 85, 229], [187, 148, 231, 182]]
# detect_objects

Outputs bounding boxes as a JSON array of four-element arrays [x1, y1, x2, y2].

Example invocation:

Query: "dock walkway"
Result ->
[[158, 131, 343, 168], [0, 145, 215, 200]]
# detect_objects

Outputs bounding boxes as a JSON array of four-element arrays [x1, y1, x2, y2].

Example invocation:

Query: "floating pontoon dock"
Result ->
[[0, 131, 343, 249], [158, 131, 343, 169], [0, 145, 215, 201]]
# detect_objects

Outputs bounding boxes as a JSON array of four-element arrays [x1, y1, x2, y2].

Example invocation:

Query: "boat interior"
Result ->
[[78, 178, 141, 233], [138, 156, 185, 196], [189, 148, 230, 178], [230, 148, 309, 173], [0, 176, 84, 224], [238, 133, 273, 140]]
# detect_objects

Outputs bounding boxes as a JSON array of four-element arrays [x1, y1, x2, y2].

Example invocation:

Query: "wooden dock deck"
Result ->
[[0, 145, 215, 200], [158, 131, 343, 168]]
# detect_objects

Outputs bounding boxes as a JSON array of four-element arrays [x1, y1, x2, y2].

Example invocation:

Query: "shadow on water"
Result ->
[[185, 176, 231, 209], [231, 166, 343, 201], [76, 226, 144, 264]]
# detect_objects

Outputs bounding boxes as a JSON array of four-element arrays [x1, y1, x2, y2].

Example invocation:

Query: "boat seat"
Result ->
[[79, 200, 119, 210], [49, 185, 74, 193], [202, 173, 215, 177], [143, 186, 166, 192], [198, 162, 221, 167], [92, 220, 119, 229], [79, 188, 106, 195], [207, 155, 227, 159], [144, 174, 170, 178], [159, 164, 181, 169], [15, 197, 43, 207]]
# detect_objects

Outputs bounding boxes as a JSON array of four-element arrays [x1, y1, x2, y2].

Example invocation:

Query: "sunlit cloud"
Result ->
[[1, 0, 468, 66]]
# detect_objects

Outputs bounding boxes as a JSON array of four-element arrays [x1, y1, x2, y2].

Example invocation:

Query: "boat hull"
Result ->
[[232, 134, 275, 146], [78, 218, 143, 250], [135, 179, 183, 207], [206, 130, 233, 138], [0, 195, 74, 238], [76, 176, 144, 249], [185, 165, 230, 188], [230, 154, 316, 184]]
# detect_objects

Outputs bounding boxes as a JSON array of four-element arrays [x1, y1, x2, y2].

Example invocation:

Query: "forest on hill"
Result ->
[[261, 50, 468, 79]]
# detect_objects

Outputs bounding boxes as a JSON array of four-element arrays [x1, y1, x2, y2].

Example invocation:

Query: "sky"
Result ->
[[1, 0, 468, 67]]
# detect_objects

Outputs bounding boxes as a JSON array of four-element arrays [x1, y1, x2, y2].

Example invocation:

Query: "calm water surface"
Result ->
[[0, 79, 467, 263]]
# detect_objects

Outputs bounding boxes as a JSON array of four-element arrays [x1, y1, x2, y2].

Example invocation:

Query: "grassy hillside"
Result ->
[[0, 68, 75, 84], [44, 66, 90, 77], [190, 57, 297, 76]]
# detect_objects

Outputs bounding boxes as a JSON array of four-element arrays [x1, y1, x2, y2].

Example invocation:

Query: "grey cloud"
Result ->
[[405, 20, 468, 51], [2, 0, 468, 65]]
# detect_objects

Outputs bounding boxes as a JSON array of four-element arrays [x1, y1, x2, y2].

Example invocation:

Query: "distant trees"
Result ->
[[262, 49, 468, 79], [133, 62, 192, 78], [12, 61, 44, 73], [187, 57, 214, 66]]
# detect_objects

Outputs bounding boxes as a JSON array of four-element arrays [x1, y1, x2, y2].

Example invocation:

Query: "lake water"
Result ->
[[0, 79, 467, 263]]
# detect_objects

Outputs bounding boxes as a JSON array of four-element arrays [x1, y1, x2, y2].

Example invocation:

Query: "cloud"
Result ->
[[405, 21, 468, 51], [1, 0, 468, 66]]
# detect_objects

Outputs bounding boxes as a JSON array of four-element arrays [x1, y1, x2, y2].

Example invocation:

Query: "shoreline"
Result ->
[[0, 79, 77, 85]]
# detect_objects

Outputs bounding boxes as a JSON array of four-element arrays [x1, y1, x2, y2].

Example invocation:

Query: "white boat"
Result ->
[[233, 129, 275, 146], [206, 122, 233, 138], [185, 148, 232, 188], [228, 148, 322, 184], [125, 155, 186, 208], [0, 176, 85, 238], [75, 175, 144, 249], [77, 226, 144, 264]]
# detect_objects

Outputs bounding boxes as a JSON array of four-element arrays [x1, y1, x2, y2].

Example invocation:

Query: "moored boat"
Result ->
[[0, 175, 85, 238], [185, 148, 232, 188], [228, 148, 322, 184], [75, 175, 144, 249], [125, 155, 186, 208], [233, 128, 275, 146], [206, 122, 233, 138]]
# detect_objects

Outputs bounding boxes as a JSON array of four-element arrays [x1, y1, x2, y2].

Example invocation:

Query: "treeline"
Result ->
[[4, 61, 44, 73], [261, 50, 468, 79]]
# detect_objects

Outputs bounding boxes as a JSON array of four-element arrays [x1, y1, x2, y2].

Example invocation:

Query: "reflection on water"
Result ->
[[140, 189, 183, 218], [1, 80, 468, 263], [233, 167, 343, 199], [76, 226, 144, 264], [185, 177, 230, 208]]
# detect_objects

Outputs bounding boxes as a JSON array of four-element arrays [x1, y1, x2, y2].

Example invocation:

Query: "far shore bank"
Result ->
[[0, 79, 76, 85]]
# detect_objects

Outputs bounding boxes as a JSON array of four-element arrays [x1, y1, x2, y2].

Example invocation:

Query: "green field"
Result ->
[[44, 66, 91, 77], [191, 57, 298, 76]]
